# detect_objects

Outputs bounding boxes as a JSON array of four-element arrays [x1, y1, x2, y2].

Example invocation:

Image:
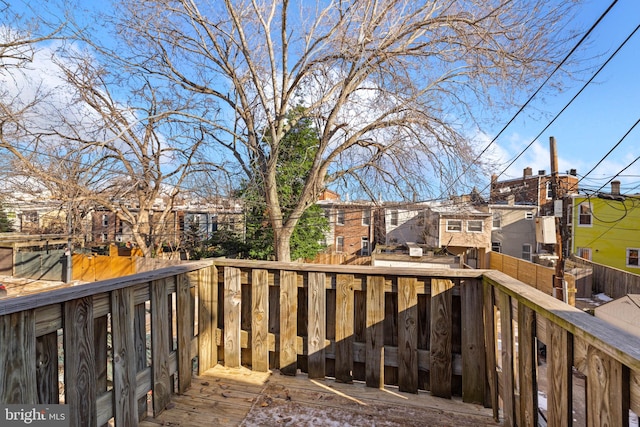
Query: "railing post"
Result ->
[[398, 276, 418, 393], [335, 274, 355, 383], [198, 266, 217, 373], [307, 272, 326, 379], [151, 278, 171, 416], [546, 320, 573, 427], [279, 270, 298, 375], [498, 291, 515, 426], [64, 297, 97, 427], [518, 302, 538, 427], [430, 278, 454, 398], [587, 346, 630, 427], [251, 269, 269, 372], [366, 275, 385, 388], [483, 282, 499, 421], [111, 287, 138, 426], [176, 273, 192, 393], [224, 267, 242, 368], [462, 278, 485, 404], [0, 311, 37, 404]]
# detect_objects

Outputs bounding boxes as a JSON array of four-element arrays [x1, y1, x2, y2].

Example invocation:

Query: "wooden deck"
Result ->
[[139, 365, 500, 426]]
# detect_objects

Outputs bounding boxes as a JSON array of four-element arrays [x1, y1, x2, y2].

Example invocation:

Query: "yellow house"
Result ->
[[570, 181, 640, 273]]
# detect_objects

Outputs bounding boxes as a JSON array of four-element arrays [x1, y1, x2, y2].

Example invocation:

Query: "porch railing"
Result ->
[[1, 258, 639, 426]]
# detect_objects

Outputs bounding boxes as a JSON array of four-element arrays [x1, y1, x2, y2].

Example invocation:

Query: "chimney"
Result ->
[[611, 180, 621, 195], [538, 170, 546, 176], [491, 174, 498, 183], [569, 168, 577, 176], [523, 167, 532, 178]]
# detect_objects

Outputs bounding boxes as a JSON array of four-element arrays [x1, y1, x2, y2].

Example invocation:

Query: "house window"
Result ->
[[627, 248, 640, 267], [362, 209, 371, 226], [546, 181, 553, 199], [492, 242, 502, 253], [336, 209, 345, 226], [102, 214, 109, 227], [361, 237, 370, 256], [522, 243, 532, 261], [446, 219, 462, 232], [336, 236, 344, 253], [467, 220, 483, 233], [390, 210, 398, 226], [578, 203, 592, 226], [101, 233, 108, 242], [525, 212, 534, 220], [577, 247, 592, 261], [492, 213, 502, 229]]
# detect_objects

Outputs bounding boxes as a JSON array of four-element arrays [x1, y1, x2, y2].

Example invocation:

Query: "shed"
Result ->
[[594, 294, 640, 338]]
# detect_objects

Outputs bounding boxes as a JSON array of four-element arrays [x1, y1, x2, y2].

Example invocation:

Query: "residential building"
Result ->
[[490, 166, 579, 216], [317, 191, 376, 256], [489, 199, 539, 261], [570, 180, 640, 273], [382, 203, 432, 245], [421, 201, 492, 268]]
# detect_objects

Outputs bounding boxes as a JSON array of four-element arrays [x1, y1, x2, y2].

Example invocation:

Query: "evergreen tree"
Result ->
[[240, 108, 329, 261]]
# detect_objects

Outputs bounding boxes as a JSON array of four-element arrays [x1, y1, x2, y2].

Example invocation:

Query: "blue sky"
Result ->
[[488, 0, 640, 196], [6, 0, 639, 199]]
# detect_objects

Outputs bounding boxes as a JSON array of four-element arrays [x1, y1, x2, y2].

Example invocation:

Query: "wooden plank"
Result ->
[[461, 278, 484, 404], [498, 290, 515, 426], [518, 302, 538, 427], [224, 266, 242, 368], [198, 265, 217, 373], [430, 278, 454, 398], [631, 370, 640, 415], [587, 345, 629, 427], [307, 272, 327, 379], [134, 303, 148, 421], [36, 331, 59, 404], [176, 273, 192, 393], [269, 279, 280, 370], [64, 297, 97, 427], [279, 270, 298, 376], [398, 276, 418, 393], [366, 275, 385, 389], [151, 279, 171, 416], [94, 315, 109, 396], [0, 262, 211, 316], [111, 287, 138, 427], [251, 269, 269, 372], [0, 310, 37, 404], [335, 274, 355, 383], [546, 320, 573, 427], [483, 283, 499, 420], [484, 270, 640, 373]]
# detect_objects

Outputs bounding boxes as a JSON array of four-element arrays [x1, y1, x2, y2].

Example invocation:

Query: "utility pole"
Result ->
[[549, 136, 565, 301]]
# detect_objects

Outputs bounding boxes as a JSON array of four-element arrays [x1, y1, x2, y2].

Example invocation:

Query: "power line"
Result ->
[[577, 117, 640, 187], [441, 0, 619, 198], [484, 21, 640, 196]]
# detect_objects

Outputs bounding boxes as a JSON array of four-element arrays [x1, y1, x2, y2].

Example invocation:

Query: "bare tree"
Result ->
[[94, 0, 582, 260], [1, 52, 216, 257]]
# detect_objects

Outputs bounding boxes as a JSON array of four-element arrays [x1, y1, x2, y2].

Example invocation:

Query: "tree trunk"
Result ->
[[274, 226, 292, 262]]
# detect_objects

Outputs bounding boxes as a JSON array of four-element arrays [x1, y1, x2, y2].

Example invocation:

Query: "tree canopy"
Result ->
[[1, 0, 584, 260], [240, 108, 329, 261]]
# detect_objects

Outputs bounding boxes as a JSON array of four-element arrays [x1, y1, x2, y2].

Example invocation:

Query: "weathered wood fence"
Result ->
[[567, 255, 640, 299], [1, 258, 640, 426]]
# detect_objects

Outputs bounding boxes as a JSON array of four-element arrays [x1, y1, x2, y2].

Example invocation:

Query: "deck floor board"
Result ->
[[140, 365, 502, 426]]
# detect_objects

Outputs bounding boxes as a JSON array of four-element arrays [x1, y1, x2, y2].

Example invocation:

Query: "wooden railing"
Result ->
[[1, 259, 639, 426]]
